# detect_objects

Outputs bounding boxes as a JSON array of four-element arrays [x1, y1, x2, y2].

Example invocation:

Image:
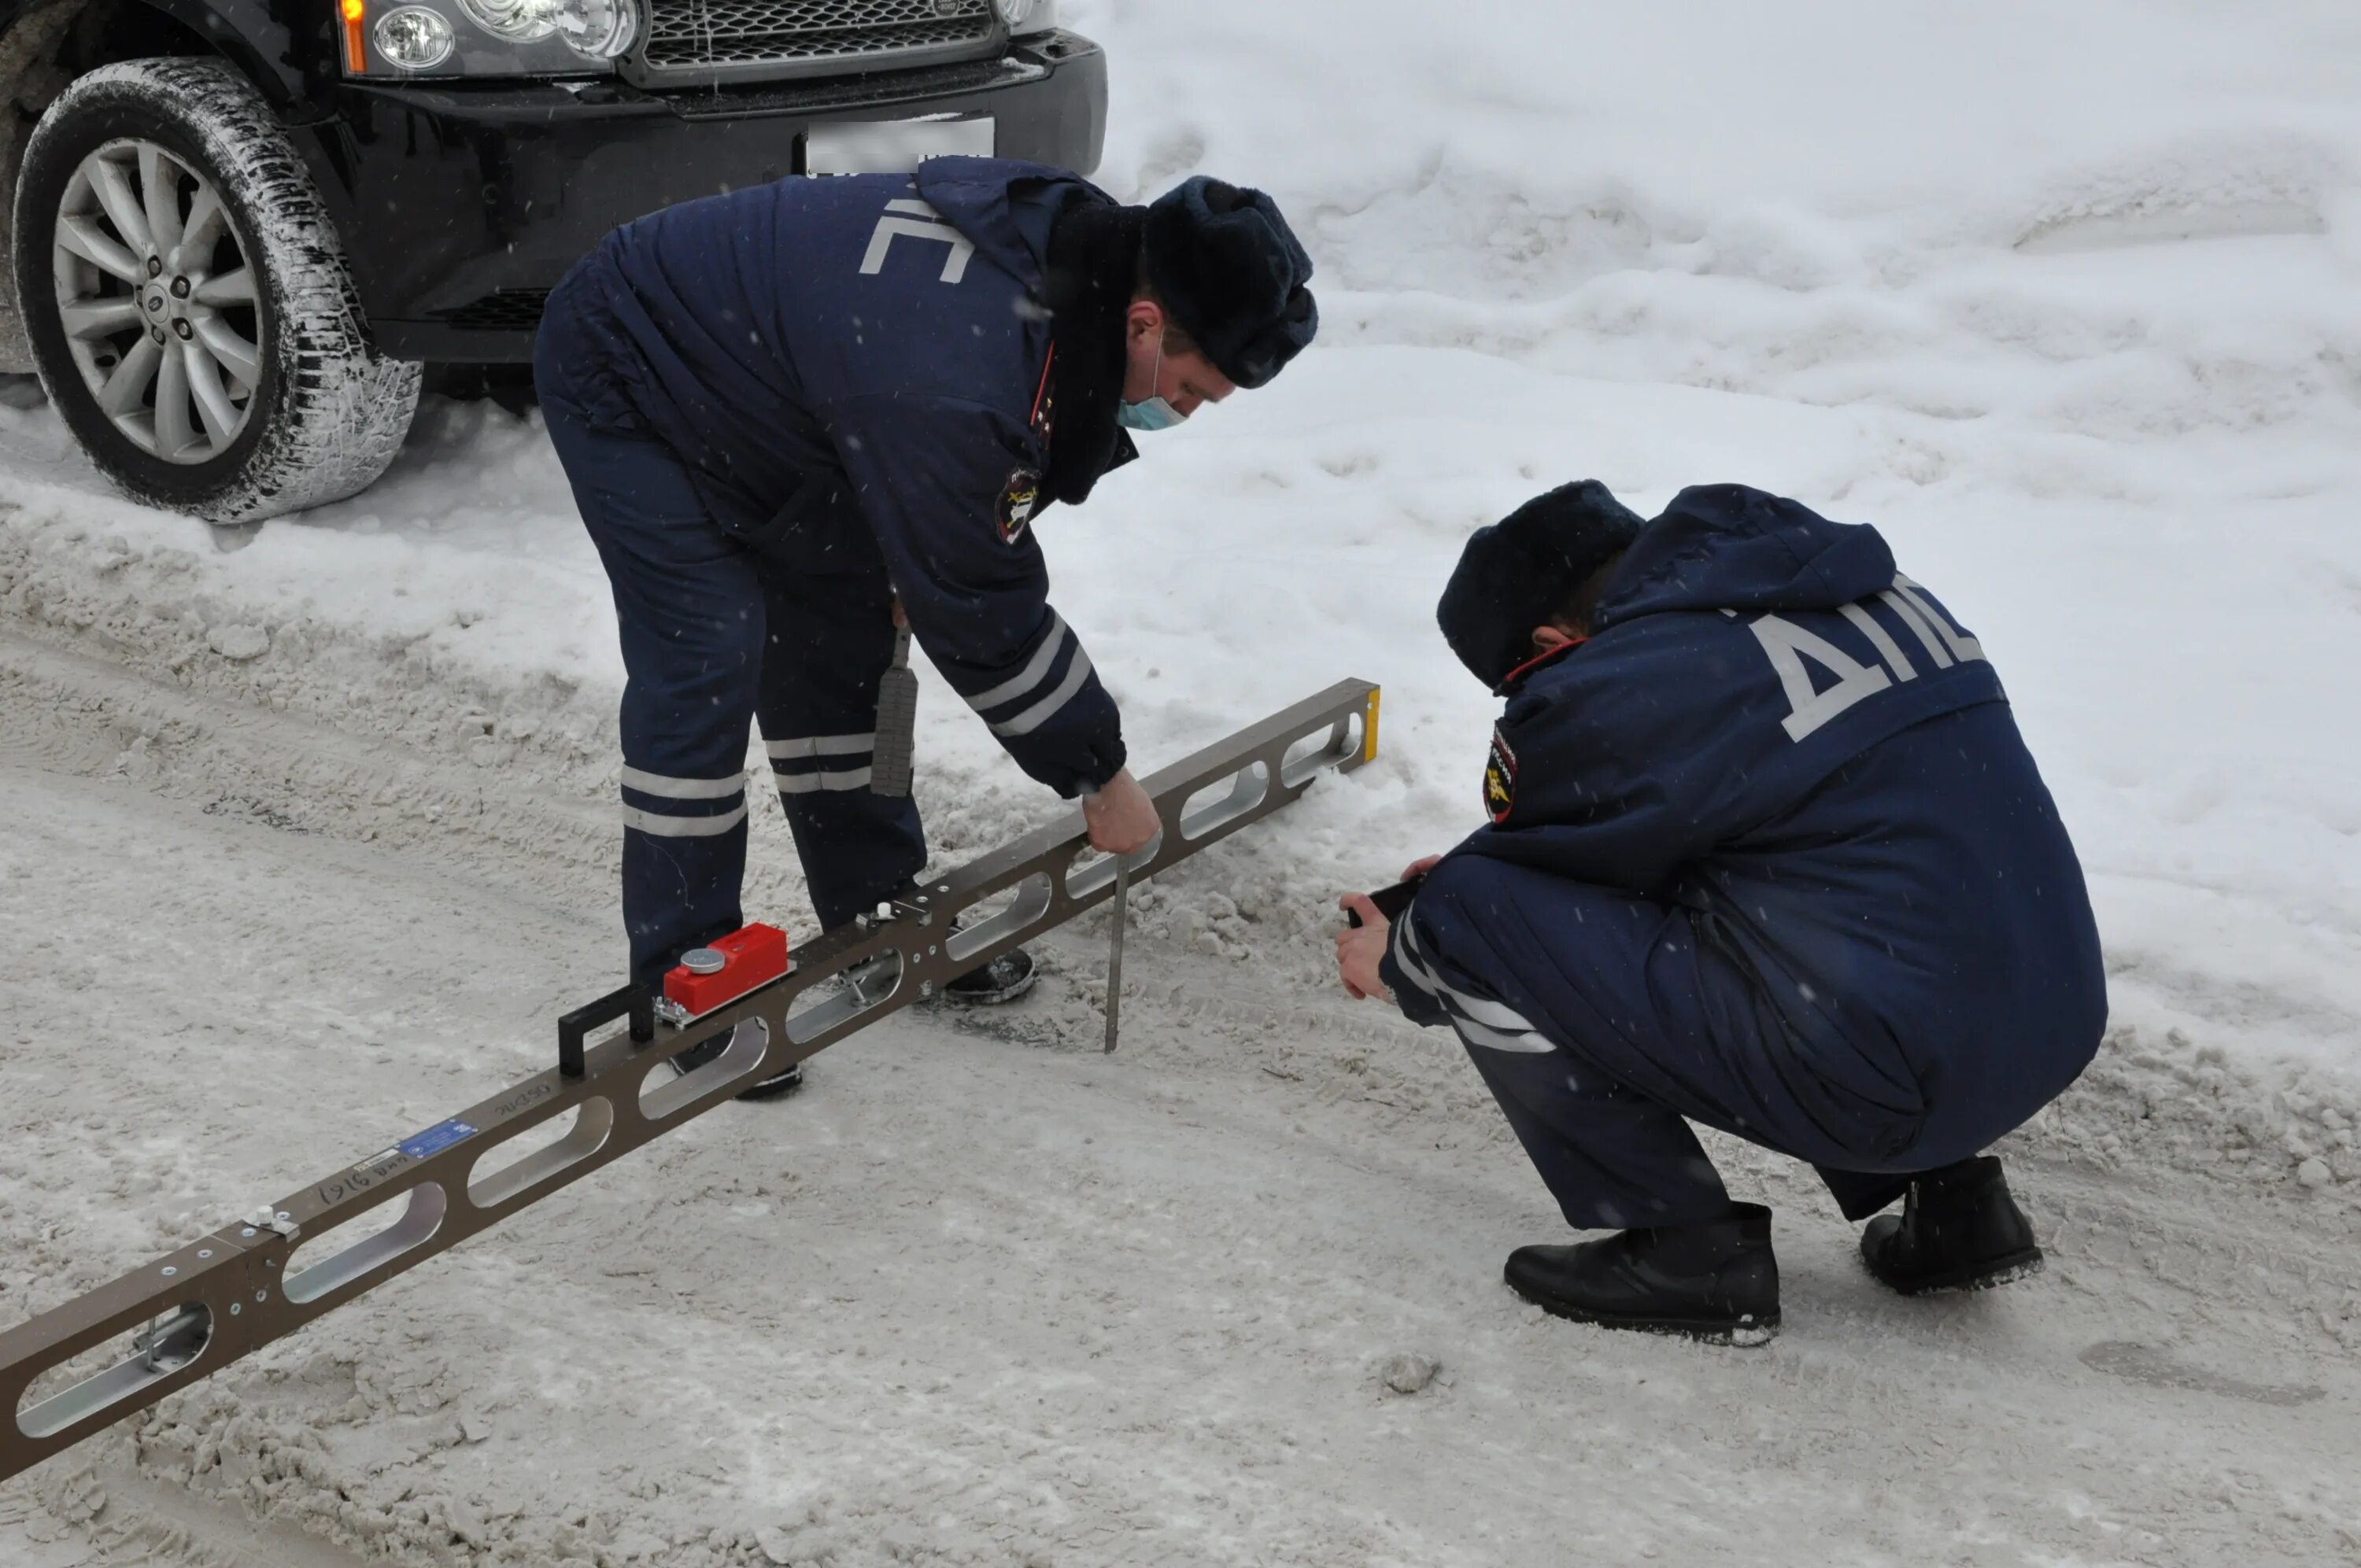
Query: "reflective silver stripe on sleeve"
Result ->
[[775, 767, 874, 795], [622, 803, 748, 837], [989, 646, 1096, 738], [963, 614, 1069, 714], [766, 733, 876, 761], [619, 766, 745, 800], [1399, 916, 1553, 1049], [1390, 913, 1446, 1000], [1444, 987, 1543, 1034], [1452, 1017, 1558, 1054]]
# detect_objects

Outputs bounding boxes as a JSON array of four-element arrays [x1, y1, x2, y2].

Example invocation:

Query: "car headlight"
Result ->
[[342, 0, 643, 76], [454, 0, 556, 42], [552, 0, 638, 57], [373, 5, 456, 68], [995, 0, 1059, 35]]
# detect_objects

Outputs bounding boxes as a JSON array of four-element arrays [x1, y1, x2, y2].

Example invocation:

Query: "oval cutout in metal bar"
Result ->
[[1178, 762, 1269, 842], [467, 1098, 615, 1210], [641, 1019, 770, 1118], [781, 954, 907, 1046], [284, 1186, 448, 1306], [1066, 834, 1162, 902], [15, 1303, 215, 1440], [1280, 714, 1365, 788], [15, 1308, 212, 1439], [944, 873, 1055, 964]]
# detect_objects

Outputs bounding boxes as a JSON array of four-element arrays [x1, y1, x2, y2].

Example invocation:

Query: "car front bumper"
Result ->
[[303, 32, 1107, 363]]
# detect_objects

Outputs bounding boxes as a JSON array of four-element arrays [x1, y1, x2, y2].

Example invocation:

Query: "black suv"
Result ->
[[0, 0, 1105, 519]]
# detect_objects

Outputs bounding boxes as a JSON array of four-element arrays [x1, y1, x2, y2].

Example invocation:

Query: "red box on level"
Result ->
[[663, 923, 790, 1016]]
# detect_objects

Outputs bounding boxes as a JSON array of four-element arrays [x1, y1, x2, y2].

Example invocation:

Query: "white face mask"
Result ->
[[1118, 332, 1188, 432]]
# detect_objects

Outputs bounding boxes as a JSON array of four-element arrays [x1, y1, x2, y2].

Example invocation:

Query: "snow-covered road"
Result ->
[[2, 646, 2356, 1566], [6, 0, 2361, 1560]]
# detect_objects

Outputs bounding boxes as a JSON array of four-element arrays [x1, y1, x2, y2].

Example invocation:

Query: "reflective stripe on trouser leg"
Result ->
[[758, 567, 927, 930], [544, 384, 768, 991], [622, 808, 752, 991], [619, 766, 754, 987]]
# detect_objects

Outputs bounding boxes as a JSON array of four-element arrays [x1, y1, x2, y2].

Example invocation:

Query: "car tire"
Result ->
[[13, 57, 420, 522]]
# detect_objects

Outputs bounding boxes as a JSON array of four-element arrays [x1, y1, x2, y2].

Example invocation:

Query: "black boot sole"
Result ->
[[1505, 1271, 1780, 1348], [733, 1066, 806, 1102], [668, 1050, 804, 1102], [1865, 1246, 2044, 1297], [938, 969, 1038, 1007]]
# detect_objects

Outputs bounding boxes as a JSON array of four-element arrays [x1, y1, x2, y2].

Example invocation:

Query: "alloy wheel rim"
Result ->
[[51, 138, 264, 464]]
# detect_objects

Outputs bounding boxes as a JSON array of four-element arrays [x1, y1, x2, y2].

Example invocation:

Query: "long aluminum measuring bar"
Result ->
[[0, 679, 1381, 1483]]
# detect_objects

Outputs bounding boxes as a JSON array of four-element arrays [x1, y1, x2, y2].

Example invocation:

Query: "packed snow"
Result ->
[[3, 0, 2359, 1563]]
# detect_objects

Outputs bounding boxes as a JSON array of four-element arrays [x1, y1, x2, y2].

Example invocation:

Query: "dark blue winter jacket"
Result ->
[[546, 157, 1136, 796], [1382, 485, 2106, 1150]]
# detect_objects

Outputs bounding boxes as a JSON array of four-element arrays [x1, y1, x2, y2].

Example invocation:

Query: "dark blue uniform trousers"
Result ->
[[538, 360, 926, 991], [1403, 859, 2035, 1230]]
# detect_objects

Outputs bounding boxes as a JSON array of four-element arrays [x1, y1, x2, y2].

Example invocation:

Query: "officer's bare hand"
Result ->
[[1401, 854, 1444, 882], [1336, 895, 1391, 1002], [1083, 769, 1160, 854]]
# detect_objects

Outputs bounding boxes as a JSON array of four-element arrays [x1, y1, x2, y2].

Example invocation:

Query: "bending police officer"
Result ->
[[537, 158, 1317, 1098]]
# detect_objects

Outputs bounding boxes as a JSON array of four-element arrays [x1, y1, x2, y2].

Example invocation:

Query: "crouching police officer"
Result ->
[[537, 159, 1317, 1098], [1336, 481, 2106, 1343]]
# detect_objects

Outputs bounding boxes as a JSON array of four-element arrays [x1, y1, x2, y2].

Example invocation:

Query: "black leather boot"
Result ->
[[1859, 1155, 2043, 1295], [848, 925, 1038, 1009], [1504, 1202, 1781, 1346], [668, 1020, 803, 1101], [835, 943, 1038, 1010], [941, 946, 1036, 1005]]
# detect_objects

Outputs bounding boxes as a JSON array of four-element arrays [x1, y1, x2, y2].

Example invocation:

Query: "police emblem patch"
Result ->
[[1483, 724, 1518, 824], [996, 466, 1042, 544]]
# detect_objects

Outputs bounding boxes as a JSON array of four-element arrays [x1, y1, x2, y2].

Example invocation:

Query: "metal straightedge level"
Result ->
[[0, 680, 1381, 1483]]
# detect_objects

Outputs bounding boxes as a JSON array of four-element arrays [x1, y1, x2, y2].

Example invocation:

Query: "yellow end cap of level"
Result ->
[[1363, 688, 1381, 762]]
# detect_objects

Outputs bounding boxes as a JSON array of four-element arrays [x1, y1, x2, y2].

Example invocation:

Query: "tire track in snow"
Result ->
[[2, 635, 2358, 1567]]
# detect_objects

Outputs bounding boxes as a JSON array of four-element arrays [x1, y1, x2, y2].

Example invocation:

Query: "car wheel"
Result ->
[[13, 57, 420, 522]]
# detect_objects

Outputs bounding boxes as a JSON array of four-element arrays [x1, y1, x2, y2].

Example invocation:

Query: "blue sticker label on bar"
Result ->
[[398, 1119, 478, 1160]]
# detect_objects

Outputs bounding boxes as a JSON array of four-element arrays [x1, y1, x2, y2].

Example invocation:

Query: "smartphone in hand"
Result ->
[[1347, 876, 1424, 928]]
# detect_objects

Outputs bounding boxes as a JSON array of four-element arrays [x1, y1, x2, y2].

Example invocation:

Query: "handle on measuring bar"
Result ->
[[557, 983, 654, 1078]]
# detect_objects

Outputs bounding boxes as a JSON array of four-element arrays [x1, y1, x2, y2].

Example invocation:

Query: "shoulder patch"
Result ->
[[1483, 724, 1518, 824], [996, 465, 1043, 544]]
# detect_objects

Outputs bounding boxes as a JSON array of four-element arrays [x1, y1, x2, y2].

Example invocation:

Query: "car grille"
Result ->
[[636, 0, 999, 78], [653, 51, 1044, 117], [438, 290, 551, 333]]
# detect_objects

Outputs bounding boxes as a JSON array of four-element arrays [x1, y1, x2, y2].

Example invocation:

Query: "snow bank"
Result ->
[[4, 0, 2359, 1117]]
